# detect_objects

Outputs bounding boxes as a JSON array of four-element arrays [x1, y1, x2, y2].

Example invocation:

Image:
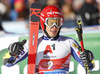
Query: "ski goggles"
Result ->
[[45, 17, 63, 28]]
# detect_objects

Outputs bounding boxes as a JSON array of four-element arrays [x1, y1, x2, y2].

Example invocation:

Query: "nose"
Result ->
[[51, 25, 58, 29]]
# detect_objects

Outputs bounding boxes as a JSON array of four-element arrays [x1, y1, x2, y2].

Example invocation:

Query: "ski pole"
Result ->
[[75, 20, 90, 74]]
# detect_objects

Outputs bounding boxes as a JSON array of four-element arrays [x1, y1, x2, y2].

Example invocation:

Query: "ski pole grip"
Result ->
[[77, 20, 82, 34], [75, 28, 82, 41]]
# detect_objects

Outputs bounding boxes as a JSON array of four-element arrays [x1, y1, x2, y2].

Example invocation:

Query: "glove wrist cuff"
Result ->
[[9, 52, 17, 57]]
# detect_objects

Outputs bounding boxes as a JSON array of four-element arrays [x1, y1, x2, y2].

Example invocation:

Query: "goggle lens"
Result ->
[[45, 18, 62, 28]]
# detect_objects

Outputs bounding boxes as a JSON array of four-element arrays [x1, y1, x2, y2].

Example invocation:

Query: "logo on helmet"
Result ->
[[47, 12, 62, 15]]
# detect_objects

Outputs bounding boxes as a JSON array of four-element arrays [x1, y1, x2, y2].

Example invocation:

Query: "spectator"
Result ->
[[9, 0, 18, 21], [28, 0, 37, 7], [61, 3, 76, 21], [64, 0, 73, 5], [0, 0, 11, 21], [77, 0, 99, 26], [72, 0, 84, 25], [9, 0, 34, 21], [14, 0, 29, 21], [42, 0, 60, 9], [0, 0, 11, 30], [96, 0, 100, 24], [73, 0, 84, 13], [61, 3, 76, 27]]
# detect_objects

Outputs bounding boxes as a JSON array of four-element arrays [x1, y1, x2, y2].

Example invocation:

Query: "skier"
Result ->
[[3, 6, 95, 74]]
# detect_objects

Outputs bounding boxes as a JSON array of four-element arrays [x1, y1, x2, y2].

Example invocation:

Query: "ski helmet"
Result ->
[[40, 5, 64, 30]]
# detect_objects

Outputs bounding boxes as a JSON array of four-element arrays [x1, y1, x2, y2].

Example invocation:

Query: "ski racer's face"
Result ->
[[45, 18, 61, 38], [46, 25, 59, 38]]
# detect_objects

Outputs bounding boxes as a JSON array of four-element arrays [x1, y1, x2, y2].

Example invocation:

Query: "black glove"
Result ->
[[8, 39, 27, 56], [80, 50, 94, 65]]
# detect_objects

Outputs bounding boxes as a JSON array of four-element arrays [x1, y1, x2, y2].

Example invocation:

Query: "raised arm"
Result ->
[[3, 39, 28, 67]]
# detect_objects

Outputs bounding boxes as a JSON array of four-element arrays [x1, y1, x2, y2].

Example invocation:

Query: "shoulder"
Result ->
[[38, 36, 43, 44], [59, 35, 74, 41], [59, 35, 80, 46], [58, 35, 76, 45]]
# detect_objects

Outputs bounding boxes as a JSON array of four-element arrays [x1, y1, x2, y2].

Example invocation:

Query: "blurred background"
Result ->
[[0, 0, 100, 74]]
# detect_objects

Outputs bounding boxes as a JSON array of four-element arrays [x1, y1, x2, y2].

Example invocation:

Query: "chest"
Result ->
[[36, 40, 71, 61]]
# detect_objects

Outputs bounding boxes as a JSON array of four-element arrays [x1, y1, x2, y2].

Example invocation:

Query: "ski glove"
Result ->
[[80, 50, 95, 65], [8, 39, 26, 56]]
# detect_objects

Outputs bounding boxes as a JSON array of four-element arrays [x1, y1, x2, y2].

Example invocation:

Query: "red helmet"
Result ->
[[40, 5, 64, 30]]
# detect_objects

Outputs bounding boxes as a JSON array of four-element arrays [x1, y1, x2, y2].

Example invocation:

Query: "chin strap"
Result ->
[[44, 30, 51, 39]]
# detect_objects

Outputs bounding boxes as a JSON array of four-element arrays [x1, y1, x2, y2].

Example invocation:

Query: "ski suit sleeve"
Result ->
[[69, 39, 95, 70], [3, 45, 28, 67]]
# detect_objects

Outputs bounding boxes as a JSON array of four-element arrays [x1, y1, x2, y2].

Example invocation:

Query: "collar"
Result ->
[[42, 35, 59, 40]]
